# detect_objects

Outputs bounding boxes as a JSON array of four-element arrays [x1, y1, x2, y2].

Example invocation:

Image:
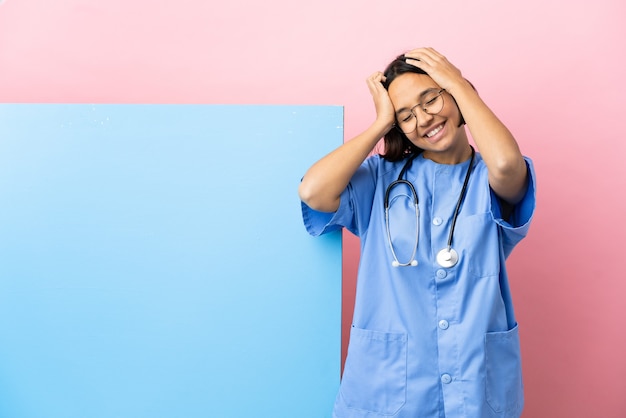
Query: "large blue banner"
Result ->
[[0, 104, 342, 418]]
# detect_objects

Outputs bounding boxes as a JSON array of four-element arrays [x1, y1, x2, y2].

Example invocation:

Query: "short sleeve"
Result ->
[[491, 157, 537, 257], [301, 185, 358, 237], [300, 156, 380, 238]]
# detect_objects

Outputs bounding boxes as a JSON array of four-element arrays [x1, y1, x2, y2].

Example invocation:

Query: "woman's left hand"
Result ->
[[403, 47, 467, 94]]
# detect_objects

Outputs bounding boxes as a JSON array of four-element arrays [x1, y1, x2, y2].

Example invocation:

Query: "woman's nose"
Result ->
[[416, 108, 434, 126]]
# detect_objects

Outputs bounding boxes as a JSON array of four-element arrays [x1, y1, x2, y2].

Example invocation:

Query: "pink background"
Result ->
[[1, 0, 625, 416]]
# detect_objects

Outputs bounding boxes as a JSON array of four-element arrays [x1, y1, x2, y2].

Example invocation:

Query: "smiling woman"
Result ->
[[387, 73, 469, 164], [299, 47, 536, 418]]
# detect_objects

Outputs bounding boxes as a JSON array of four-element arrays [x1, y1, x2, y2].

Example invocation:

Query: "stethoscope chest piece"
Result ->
[[436, 247, 459, 268]]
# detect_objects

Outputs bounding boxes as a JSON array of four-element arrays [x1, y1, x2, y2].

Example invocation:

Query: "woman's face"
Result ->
[[387, 72, 468, 162]]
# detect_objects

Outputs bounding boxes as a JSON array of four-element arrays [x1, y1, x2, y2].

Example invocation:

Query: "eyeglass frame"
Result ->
[[394, 88, 446, 134]]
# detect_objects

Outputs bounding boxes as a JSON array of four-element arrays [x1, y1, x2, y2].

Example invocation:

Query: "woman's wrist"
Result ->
[[445, 78, 477, 100], [371, 118, 395, 136]]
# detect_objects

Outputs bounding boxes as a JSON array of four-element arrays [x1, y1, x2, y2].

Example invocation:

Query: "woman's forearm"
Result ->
[[299, 119, 392, 212]]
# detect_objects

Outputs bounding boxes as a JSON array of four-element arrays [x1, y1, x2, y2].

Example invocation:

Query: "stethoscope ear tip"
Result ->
[[410, 260, 418, 266], [392, 260, 400, 268]]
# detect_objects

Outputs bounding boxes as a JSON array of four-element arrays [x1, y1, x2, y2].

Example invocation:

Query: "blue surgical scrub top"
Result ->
[[302, 152, 536, 418]]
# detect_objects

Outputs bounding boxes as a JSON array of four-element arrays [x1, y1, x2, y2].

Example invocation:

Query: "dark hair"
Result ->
[[380, 54, 468, 162]]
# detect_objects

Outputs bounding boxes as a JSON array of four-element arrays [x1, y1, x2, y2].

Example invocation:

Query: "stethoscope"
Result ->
[[384, 146, 475, 268]]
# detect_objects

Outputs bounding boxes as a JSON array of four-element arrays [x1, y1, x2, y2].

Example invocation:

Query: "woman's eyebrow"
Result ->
[[395, 88, 440, 115], [417, 88, 440, 100]]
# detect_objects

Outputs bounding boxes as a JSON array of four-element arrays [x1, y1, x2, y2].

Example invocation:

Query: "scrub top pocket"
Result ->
[[484, 324, 524, 416], [340, 326, 407, 416], [457, 212, 500, 279]]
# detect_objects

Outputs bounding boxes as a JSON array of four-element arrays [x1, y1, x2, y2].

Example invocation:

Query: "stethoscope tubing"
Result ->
[[444, 147, 475, 250], [384, 146, 475, 268], [384, 179, 419, 267]]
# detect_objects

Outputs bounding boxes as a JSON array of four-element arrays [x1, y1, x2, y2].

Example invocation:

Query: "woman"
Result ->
[[299, 47, 535, 417]]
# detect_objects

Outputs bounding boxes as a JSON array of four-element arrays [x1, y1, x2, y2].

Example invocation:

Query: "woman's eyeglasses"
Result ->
[[395, 89, 446, 134]]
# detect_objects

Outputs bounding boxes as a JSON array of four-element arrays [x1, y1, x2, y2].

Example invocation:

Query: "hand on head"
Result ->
[[402, 47, 465, 94], [366, 71, 396, 131], [365, 47, 469, 139]]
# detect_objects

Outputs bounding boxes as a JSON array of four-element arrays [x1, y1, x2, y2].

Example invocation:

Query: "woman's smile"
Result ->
[[422, 121, 446, 143]]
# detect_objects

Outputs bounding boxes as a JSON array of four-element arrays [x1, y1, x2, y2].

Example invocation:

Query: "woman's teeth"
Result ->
[[425, 125, 443, 138]]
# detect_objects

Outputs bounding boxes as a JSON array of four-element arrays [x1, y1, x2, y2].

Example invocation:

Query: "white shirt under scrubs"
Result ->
[[301, 152, 536, 418]]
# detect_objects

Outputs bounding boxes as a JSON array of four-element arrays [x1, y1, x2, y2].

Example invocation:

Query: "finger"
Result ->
[[404, 47, 437, 61], [366, 72, 386, 95], [423, 47, 445, 59], [401, 54, 424, 67], [422, 47, 455, 70], [414, 47, 450, 66], [403, 50, 436, 69], [366, 72, 380, 85], [368, 71, 389, 89], [404, 56, 431, 71], [367, 71, 382, 85], [366, 73, 378, 86]]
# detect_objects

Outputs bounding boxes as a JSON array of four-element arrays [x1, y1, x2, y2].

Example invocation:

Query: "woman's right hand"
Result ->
[[299, 71, 397, 212], [366, 71, 395, 132]]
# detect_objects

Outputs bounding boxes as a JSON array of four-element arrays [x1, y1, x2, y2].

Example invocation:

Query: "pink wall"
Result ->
[[2, 0, 625, 416]]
